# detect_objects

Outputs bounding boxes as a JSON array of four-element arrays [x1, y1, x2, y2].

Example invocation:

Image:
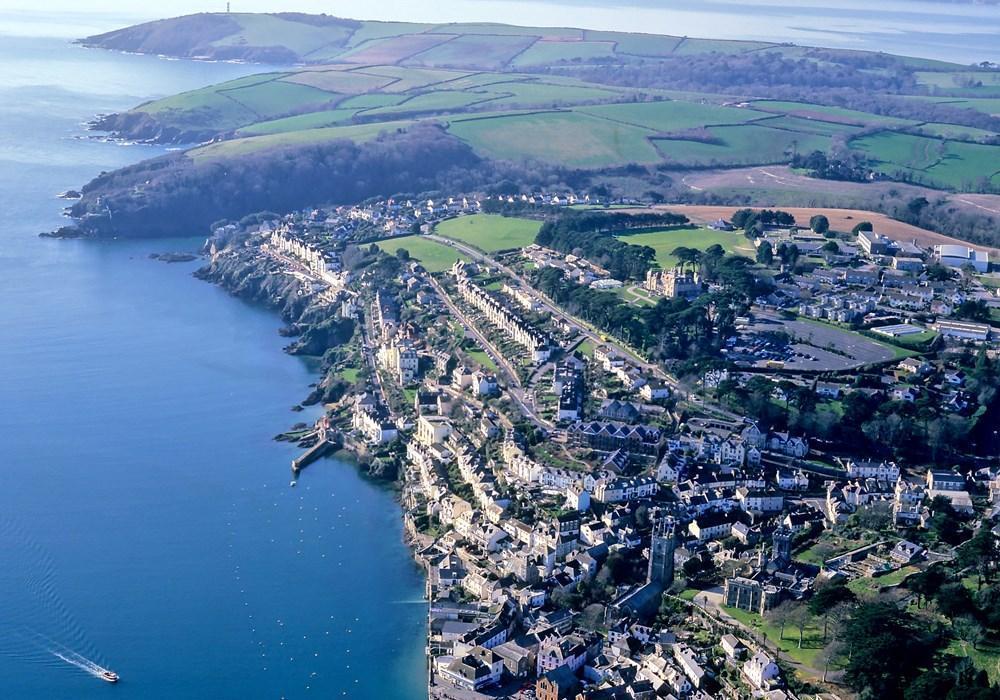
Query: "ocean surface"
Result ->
[[0, 23, 426, 700]]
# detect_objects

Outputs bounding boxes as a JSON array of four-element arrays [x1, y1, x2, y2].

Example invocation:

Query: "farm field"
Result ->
[[236, 108, 360, 136], [434, 214, 541, 252], [577, 100, 768, 132], [850, 131, 1000, 190], [654, 124, 831, 167], [406, 34, 536, 70], [192, 119, 415, 160], [656, 199, 1000, 256], [376, 235, 468, 272], [615, 227, 755, 268], [447, 111, 663, 168], [750, 100, 917, 127], [512, 39, 617, 67], [909, 122, 998, 141]]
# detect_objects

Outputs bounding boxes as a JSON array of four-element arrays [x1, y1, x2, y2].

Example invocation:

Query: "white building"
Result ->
[[933, 244, 989, 273]]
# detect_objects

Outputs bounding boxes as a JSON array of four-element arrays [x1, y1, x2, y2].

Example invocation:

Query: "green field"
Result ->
[[578, 100, 768, 131], [750, 100, 916, 127], [466, 348, 498, 372], [851, 131, 1000, 189], [909, 122, 998, 141], [236, 108, 360, 136], [193, 120, 415, 160], [407, 34, 536, 70], [448, 111, 662, 168], [512, 39, 617, 67], [376, 235, 468, 272], [723, 606, 826, 669], [655, 124, 831, 167], [435, 214, 541, 252], [616, 227, 755, 267]]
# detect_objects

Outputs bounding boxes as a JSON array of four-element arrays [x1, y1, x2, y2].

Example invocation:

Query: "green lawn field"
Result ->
[[616, 227, 755, 267], [435, 214, 541, 252], [376, 235, 468, 272]]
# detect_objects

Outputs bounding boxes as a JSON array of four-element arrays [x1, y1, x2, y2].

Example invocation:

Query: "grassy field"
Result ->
[[466, 348, 498, 372], [512, 39, 617, 67], [616, 226, 755, 267], [723, 606, 826, 669], [655, 124, 831, 166], [407, 34, 536, 70], [434, 214, 540, 252], [578, 100, 768, 131], [749, 100, 916, 127], [376, 235, 468, 272], [192, 120, 415, 160], [236, 108, 359, 136], [448, 111, 663, 168], [851, 131, 1000, 189]]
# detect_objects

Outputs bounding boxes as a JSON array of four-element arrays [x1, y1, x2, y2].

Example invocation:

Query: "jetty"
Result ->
[[291, 437, 333, 473]]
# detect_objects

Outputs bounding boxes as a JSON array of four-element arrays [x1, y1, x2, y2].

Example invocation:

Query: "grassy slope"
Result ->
[[376, 235, 468, 272], [851, 131, 1000, 189], [447, 111, 662, 168], [434, 214, 541, 252]]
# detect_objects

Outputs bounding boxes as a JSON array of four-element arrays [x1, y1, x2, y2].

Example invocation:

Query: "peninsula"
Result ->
[[71, 13, 1000, 700]]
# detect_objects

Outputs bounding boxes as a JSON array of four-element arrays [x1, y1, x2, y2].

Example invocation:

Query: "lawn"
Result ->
[[466, 348, 498, 372], [723, 606, 826, 669], [435, 214, 541, 252], [946, 639, 1000, 684], [448, 111, 662, 168], [615, 227, 755, 267], [850, 131, 1000, 190], [375, 235, 468, 272], [338, 366, 362, 383], [847, 566, 919, 595]]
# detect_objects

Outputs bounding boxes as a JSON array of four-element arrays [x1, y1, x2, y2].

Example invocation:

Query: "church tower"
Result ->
[[647, 515, 676, 587], [771, 525, 792, 569]]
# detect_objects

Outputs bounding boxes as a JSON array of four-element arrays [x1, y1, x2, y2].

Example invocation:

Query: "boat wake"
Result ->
[[0, 518, 114, 680], [48, 644, 115, 680]]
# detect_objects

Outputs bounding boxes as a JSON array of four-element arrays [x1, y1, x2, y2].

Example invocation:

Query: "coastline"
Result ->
[[194, 238, 436, 692]]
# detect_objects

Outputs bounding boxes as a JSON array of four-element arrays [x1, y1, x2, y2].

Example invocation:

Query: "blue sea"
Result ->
[[0, 23, 426, 700]]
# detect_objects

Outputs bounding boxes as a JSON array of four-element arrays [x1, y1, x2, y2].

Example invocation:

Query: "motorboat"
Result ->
[[100, 670, 119, 683]]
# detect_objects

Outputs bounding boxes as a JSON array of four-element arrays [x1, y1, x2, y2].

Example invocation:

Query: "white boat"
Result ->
[[100, 670, 119, 683]]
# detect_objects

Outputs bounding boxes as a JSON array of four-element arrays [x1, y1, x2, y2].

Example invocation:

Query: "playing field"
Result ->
[[615, 227, 755, 267], [376, 235, 468, 272], [435, 214, 541, 252]]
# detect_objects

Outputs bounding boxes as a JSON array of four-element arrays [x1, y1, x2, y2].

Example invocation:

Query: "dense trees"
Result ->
[[535, 210, 689, 280], [65, 125, 558, 239]]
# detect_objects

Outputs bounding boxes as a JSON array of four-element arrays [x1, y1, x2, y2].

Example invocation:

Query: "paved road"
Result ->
[[426, 275, 551, 429], [427, 234, 680, 390]]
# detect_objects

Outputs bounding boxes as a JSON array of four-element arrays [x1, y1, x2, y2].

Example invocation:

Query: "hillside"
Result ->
[[58, 12, 1000, 243]]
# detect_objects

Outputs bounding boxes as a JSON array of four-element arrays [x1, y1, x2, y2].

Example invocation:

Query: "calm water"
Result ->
[[0, 25, 426, 700]]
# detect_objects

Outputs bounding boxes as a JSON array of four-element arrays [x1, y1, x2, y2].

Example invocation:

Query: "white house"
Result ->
[[743, 651, 781, 690]]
